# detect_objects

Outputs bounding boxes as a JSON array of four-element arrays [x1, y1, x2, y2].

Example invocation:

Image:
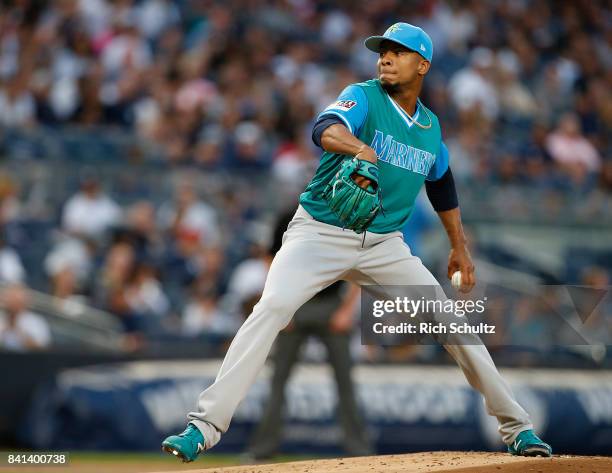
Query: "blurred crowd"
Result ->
[[0, 0, 609, 186], [0, 173, 245, 336], [0, 0, 610, 353]]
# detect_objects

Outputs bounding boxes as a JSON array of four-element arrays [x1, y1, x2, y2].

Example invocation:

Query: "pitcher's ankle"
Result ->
[[188, 420, 222, 450]]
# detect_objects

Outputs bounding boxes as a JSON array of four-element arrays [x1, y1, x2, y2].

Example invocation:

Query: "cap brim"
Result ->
[[364, 36, 387, 52], [364, 36, 418, 55]]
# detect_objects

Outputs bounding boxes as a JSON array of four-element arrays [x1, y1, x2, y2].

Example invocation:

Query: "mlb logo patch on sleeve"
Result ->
[[327, 100, 357, 111]]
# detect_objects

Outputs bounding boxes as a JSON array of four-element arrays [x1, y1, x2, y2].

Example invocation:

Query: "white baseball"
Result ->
[[451, 271, 462, 289]]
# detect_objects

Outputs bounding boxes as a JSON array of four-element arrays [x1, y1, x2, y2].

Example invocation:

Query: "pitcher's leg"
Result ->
[[443, 343, 532, 443], [356, 235, 532, 444], [188, 228, 353, 438]]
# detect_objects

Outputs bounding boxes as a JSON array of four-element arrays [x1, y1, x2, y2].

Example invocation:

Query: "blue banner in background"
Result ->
[[20, 361, 612, 455]]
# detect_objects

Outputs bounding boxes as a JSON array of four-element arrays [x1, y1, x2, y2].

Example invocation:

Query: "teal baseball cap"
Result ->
[[365, 22, 433, 62]]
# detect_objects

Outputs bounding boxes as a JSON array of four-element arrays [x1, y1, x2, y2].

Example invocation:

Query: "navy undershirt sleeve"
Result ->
[[311, 116, 345, 148], [425, 167, 459, 212]]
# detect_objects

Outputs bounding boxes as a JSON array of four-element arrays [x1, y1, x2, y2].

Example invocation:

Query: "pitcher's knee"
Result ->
[[253, 294, 301, 329]]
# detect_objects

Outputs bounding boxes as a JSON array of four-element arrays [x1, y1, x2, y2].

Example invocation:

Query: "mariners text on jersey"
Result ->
[[370, 130, 436, 175]]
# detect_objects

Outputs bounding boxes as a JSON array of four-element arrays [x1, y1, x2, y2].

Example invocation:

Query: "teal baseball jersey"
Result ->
[[300, 79, 450, 234]]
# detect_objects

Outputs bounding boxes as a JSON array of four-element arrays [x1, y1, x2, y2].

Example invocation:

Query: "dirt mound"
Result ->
[[152, 451, 611, 473]]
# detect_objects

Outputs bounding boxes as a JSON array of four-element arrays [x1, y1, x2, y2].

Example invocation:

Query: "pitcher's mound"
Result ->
[[154, 451, 611, 473]]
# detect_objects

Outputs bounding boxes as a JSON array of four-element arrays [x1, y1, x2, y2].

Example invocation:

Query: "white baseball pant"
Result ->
[[188, 205, 533, 448]]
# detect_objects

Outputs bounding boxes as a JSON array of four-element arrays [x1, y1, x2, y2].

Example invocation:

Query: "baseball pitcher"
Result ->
[[162, 23, 552, 461]]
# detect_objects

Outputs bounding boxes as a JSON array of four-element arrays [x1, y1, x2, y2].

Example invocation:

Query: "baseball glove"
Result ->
[[322, 157, 381, 234]]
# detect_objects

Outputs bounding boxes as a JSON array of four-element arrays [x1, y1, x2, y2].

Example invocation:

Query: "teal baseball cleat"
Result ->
[[508, 429, 552, 457], [161, 423, 206, 462]]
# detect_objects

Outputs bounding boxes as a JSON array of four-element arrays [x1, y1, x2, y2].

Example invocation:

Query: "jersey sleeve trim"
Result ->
[[319, 110, 353, 134]]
